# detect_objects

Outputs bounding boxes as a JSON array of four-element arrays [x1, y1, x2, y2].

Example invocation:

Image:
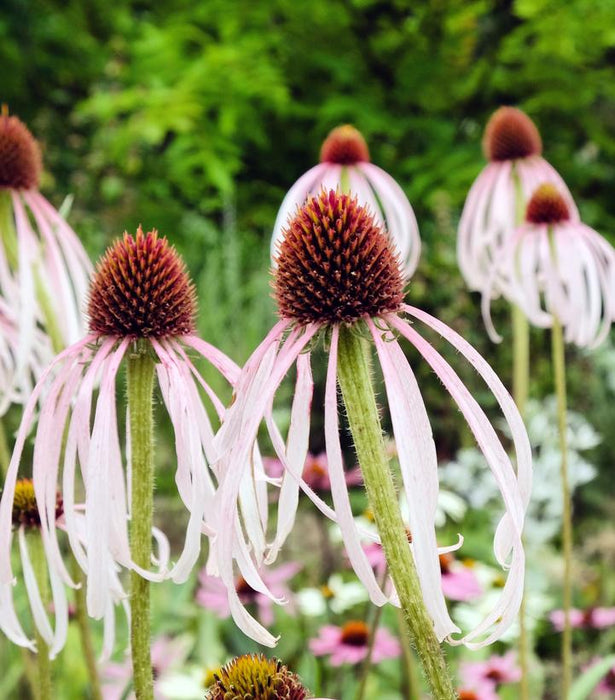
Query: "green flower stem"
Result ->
[[552, 316, 572, 698], [355, 566, 388, 700], [337, 325, 456, 700], [127, 342, 156, 700], [512, 303, 531, 700], [396, 607, 421, 700], [0, 416, 10, 478], [0, 190, 18, 269], [27, 532, 52, 700], [72, 558, 102, 700], [33, 268, 65, 355]]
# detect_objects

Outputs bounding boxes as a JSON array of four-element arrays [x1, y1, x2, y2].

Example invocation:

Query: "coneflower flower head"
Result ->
[[0, 113, 42, 190], [272, 125, 421, 278], [11, 478, 63, 530], [525, 183, 570, 225], [274, 190, 404, 324], [458, 106, 577, 292], [483, 107, 542, 162], [0, 227, 249, 658], [88, 227, 196, 338], [213, 189, 531, 650], [207, 654, 308, 700], [319, 125, 370, 165], [0, 110, 92, 412], [481, 182, 615, 347]]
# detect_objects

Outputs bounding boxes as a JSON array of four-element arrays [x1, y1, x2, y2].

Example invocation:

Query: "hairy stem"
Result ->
[[337, 324, 455, 700], [72, 558, 102, 700], [127, 342, 156, 700], [512, 303, 531, 700], [28, 533, 52, 700], [552, 316, 572, 698]]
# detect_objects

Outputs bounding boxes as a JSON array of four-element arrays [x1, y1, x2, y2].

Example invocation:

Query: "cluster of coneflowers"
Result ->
[[0, 103, 610, 700]]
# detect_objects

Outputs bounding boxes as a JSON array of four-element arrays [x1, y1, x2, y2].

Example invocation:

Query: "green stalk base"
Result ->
[[337, 324, 455, 700], [127, 343, 156, 700]]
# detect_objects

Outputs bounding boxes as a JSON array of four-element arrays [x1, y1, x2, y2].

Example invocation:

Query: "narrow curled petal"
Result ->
[[368, 318, 458, 640]]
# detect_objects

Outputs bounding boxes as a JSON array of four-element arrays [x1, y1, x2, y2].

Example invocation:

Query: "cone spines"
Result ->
[[526, 183, 570, 225], [320, 125, 370, 165], [0, 113, 42, 190], [11, 478, 63, 529], [274, 190, 404, 325], [207, 654, 307, 700], [483, 107, 542, 162], [88, 227, 197, 339]]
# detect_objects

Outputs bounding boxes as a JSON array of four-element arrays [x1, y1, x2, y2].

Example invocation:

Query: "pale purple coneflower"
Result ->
[[458, 106, 578, 291], [550, 606, 615, 632], [439, 553, 483, 602], [0, 227, 259, 657], [0, 110, 92, 382], [459, 651, 521, 690], [264, 451, 362, 492], [197, 561, 300, 627], [210, 189, 531, 649], [271, 124, 421, 278], [481, 183, 615, 348], [309, 620, 400, 667]]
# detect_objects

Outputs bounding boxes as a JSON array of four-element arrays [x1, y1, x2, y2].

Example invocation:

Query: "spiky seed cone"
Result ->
[[207, 654, 307, 700], [339, 620, 370, 646], [483, 107, 542, 162], [11, 478, 63, 529], [525, 183, 570, 225], [0, 113, 42, 190], [88, 226, 197, 339], [320, 125, 370, 165], [274, 189, 404, 325]]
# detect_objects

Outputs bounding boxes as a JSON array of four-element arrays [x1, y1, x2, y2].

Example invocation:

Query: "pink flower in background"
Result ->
[[264, 452, 362, 492], [0, 111, 92, 405], [458, 106, 578, 292], [210, 190, 531, 649], [271, 124, 421, 278], [481, 183, 615, 348], [309, 620, 400, 666], [197, 562, 300, 626], [457, 682, 499, 700], [0, 229, 248, 657], [100, 635, 191, 700], [440, 553, 483, 602], [460, 651, 521, 694], [550, 606, 615, 632]]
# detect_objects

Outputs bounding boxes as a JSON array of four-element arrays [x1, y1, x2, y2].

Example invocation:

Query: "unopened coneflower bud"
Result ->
[[88, 226, 197, 339], [525, 183, 570, 225], [11, 478, 63, 529], [0, 111, 42, 190], [339, 620, 370, 647], [274, 189, 404, 324], [207, 653, 308, 700], [483, 106, 542, 162], [320, 124, 370, 165]]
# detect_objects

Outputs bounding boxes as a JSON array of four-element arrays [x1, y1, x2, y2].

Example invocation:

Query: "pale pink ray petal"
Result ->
[[271, 163, 333, 257], [0, 335, 96, 585], [368, 319, 458, 640], [362, 163, 421, 277], [18, 526, 54, 645], [395, 308, 531, 554], [326, 326, 387, 606], [181, 334, 240, 386], [0, 579, 35, 650], [10, 191, 39, 380], [86, 342, 129, 618], [266, 351, 313, 562]]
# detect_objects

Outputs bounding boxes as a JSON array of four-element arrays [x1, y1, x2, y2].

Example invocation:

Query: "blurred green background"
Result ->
[[3, 0, 615, 503]]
